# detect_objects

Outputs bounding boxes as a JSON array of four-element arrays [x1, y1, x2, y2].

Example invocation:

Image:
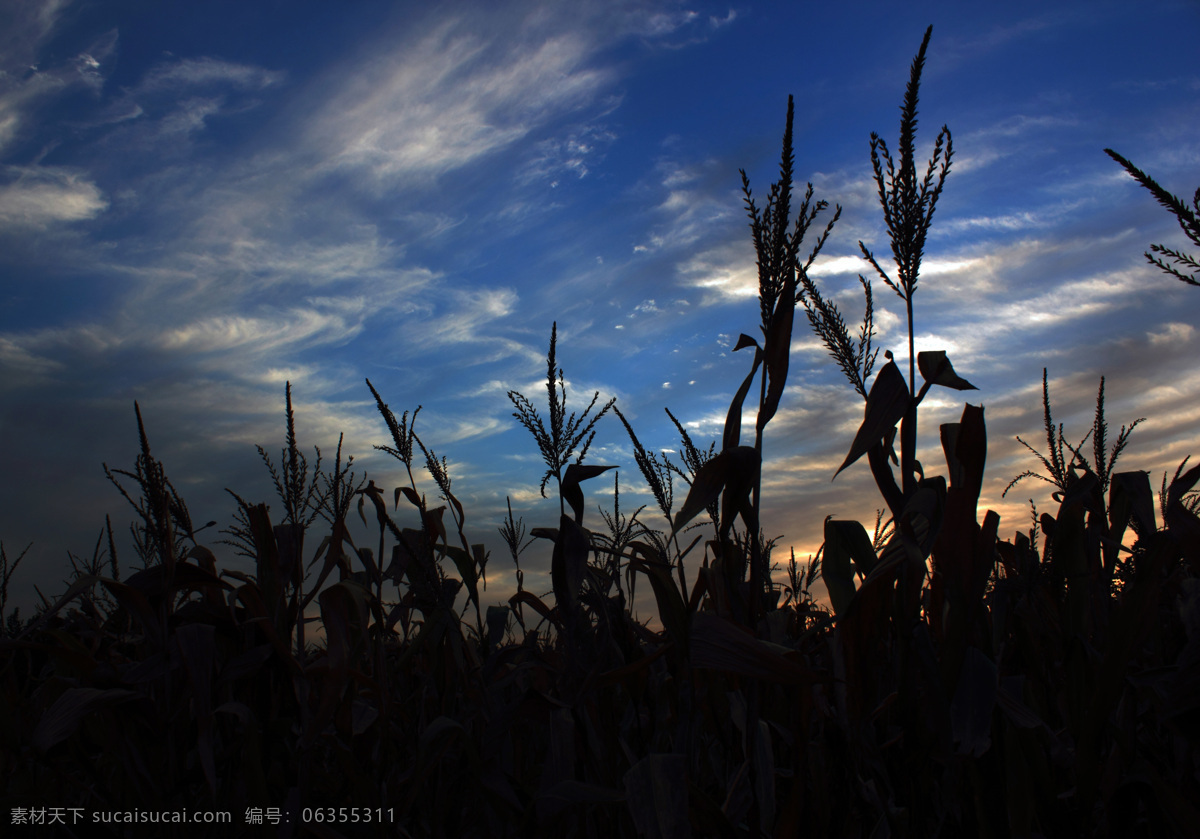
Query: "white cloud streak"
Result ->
[[306, 20, 612, 185], [0, 166, 106, 226]]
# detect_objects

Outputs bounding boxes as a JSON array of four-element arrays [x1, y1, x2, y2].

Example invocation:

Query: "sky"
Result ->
[[1, 0, 1199, 625]]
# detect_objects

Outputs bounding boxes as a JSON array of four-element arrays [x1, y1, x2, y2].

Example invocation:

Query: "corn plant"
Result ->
[[1105, 147, 1200, 287], [2, 24, 1199, 839], [0, 540, 30, 637]]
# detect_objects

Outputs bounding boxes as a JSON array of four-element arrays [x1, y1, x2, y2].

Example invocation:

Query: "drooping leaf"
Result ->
[[1109, 470, 1155, 542], [561, 463, 617, 524], [834, 360, 910, 479], [508, 590, 559, 628], [822, 518, 878, 616], [396, 485, 422, 510], [422, 505, 448, 546], [442, 544, 480, 611], [630, 552, 687, 654], [733, 333, 761, 352], [672, 451, 729, 534], [723, 348, 763, 452], [917, 350, 977, 391], [758, 274, 796, 431]]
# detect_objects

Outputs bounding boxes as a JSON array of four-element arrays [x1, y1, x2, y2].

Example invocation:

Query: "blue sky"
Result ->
[[2, 0, 1199, 621]]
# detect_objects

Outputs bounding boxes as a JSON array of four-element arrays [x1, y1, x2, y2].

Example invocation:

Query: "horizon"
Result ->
[[2, 0, 1199, 623]]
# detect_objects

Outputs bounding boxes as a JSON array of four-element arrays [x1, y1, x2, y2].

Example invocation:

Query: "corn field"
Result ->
[[1, 27, 1197, 839]]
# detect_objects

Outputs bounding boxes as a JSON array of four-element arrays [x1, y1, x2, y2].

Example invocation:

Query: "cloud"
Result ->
[[87, 55, 285, 148], [0, 0, 70, 73], [155, 309, 362, 355], [623, 5, 738, 48], [306, 19, 613, 186], [519, 124, 617, 185], [136, 56, 285, 93], [1149, 322, 1194, 346], [0, 334, 63, 385], [0, 166, 106, 226], [0, 2, 120, 153]]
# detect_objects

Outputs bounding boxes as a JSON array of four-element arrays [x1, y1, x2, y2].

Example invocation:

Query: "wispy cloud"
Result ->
[[0, 2, 118, 153], [305, 19, 613, 186], [137, 56, 285, 93], [0, 165, 106, 226]]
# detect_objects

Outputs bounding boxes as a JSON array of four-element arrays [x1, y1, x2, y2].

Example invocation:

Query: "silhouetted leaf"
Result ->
[[823, 518, 877, 616], [551, 515, 589, 630], [423, 505, 448, 545], [835, 360, 909, 479], [442, 544, 479, 611], [175, 622, 218, 793], [1166, 461, 1200, 556], [759, 274, 796, 431], [733, 333, 760, 352], [1110, 470, 1155, 542], [561, 463, 617, 524], [396, 485, 422, 510], [630, 551, 687, 654], [508, 590, 559, 628], [672, 451, 727, 534], [917, 350, 976, 390], [319, 580, 370, 683], [723, 349, 763, 451]]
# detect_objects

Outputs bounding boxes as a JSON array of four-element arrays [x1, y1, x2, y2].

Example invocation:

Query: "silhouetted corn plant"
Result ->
[[4, 25, 1200, 839], [508, 322, 616, 518], [1105, 147, 1200, 287], [104, 402, 203, 569], [0, 540, 29, 635]]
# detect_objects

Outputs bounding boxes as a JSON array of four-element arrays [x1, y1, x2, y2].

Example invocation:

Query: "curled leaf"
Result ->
[[918, 350, 976, 391], [561, 463, 617, 524]]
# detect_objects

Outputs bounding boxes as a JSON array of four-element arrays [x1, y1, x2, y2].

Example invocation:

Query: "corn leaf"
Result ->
[[917, 350, 977, 391], [835, 360, 909, 479]]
